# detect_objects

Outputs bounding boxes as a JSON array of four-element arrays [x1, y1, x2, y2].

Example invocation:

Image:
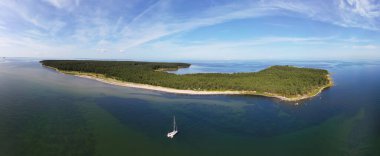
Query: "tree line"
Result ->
[[41, 60, 330, 97]]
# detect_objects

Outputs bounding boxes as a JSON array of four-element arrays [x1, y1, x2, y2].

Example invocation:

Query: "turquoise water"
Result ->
[[0, 59, 379, 156]]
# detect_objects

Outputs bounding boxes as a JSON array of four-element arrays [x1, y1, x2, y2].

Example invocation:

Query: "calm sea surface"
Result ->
[[0, 58, 379, 156]]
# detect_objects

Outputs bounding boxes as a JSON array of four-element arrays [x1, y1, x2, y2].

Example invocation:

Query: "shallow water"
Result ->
[[0, 59, 379, 156]]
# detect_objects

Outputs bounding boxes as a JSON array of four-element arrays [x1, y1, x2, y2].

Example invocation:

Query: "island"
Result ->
[[40, 60, 333, 101]]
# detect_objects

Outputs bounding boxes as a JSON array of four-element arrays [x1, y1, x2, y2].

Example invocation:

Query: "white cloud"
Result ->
[[341, 37, 372, 43], [336, 0, 380, 30], [0, 36, 78, 57], [352, 44, 378, 49], [43, 0, 80, 9], [339, 0, 380, 18]]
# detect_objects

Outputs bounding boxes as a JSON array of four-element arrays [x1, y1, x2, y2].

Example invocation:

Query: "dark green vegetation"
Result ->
[[40, 60, 331, 98]]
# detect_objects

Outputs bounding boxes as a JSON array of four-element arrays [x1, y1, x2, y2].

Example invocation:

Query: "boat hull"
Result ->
[[167, 130, 178, 138]]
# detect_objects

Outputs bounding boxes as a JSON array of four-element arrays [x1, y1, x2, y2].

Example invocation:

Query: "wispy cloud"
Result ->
[[110, 1, 275, 50], [111, 0, 380, 50], [0, 0, 67, 33], [261, 0, 380, 31], [339, 0, 380, 18], [0, 0, 379, 59], [120, 36, 378, 60], [129, 0, 163, 24], [352, 44, 378, 49], [43, 0, 80, 10], [337, 0, 380, 30]]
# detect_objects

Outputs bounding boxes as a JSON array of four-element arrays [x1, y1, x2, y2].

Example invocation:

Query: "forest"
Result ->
[[40, 60, 331, 98]]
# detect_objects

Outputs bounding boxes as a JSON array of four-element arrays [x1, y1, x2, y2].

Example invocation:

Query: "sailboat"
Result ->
[[167, 116, 178, 138]]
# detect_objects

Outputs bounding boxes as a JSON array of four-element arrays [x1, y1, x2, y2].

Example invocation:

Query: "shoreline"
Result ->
[[44, 65, 333, 101]]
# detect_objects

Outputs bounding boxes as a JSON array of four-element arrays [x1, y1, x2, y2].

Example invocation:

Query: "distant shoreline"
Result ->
[[44, 65, 333, 101]]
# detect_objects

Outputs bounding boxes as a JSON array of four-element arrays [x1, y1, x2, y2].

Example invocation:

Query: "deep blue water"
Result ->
[[0, 58, 379, 156]]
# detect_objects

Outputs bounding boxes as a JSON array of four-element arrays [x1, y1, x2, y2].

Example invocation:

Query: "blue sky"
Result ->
[[0, 0, 379, 60]]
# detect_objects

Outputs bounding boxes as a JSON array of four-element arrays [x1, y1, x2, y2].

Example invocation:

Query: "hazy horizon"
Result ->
[[2, 56, 380, 62]]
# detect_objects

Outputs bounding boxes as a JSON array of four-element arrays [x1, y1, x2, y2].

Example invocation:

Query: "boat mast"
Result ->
[[173, 116, 176, 131]]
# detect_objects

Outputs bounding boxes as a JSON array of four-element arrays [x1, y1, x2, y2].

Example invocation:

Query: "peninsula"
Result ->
[[40, 60, 333, 101]]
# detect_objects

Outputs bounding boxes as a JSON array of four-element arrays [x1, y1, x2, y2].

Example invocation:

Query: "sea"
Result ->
[[0, 58, 379, 156]]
